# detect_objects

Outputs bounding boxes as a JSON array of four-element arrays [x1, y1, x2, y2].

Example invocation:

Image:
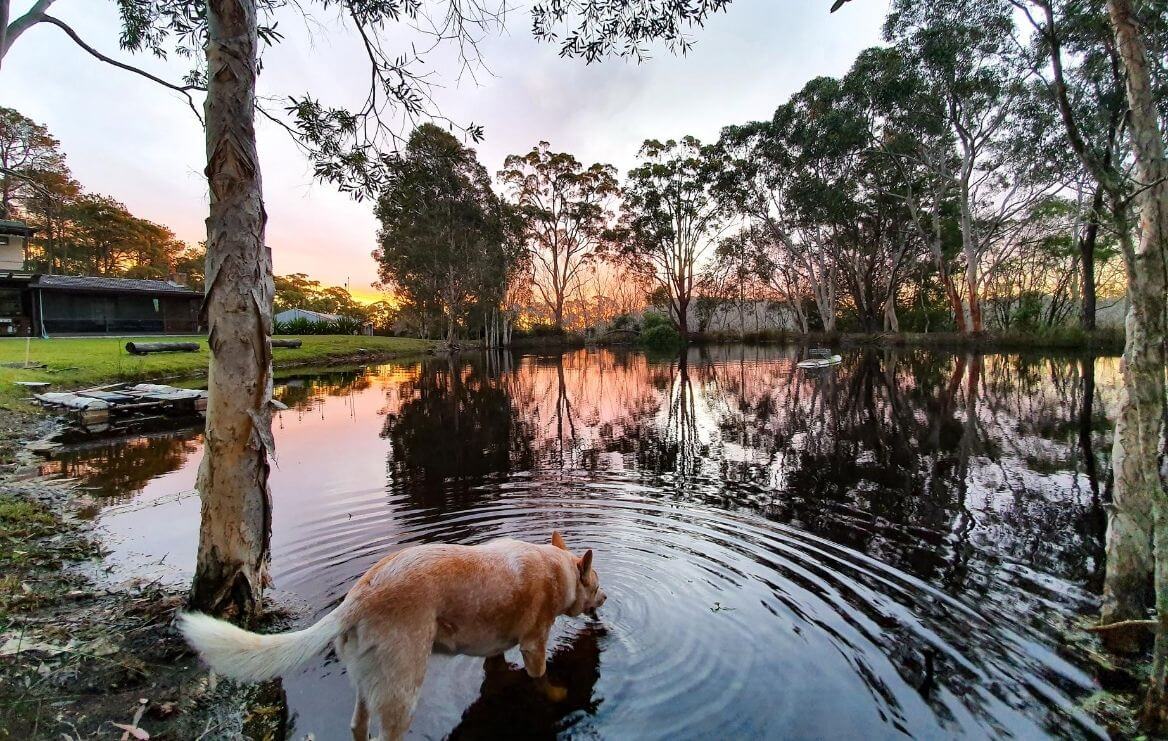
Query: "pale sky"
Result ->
[[1, 0, 888, 300]]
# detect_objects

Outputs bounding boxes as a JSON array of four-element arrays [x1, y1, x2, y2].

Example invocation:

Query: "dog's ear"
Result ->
[[578, 549, 593, 577], [552, 531, 568, 550]]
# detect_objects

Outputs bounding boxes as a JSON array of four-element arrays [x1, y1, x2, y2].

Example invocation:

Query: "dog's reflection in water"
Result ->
[[448, 620, 607, 739]]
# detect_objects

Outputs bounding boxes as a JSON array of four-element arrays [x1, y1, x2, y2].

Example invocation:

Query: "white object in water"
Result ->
[[797, 354, 843, 369]]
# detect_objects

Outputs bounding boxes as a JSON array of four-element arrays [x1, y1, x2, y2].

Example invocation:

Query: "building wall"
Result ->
[[38, 291, 201, 334], [0, 235, 25, 271]]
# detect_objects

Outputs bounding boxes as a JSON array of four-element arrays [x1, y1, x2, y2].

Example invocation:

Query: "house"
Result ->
[[274, 308, 342, 324], [0, 273, 202, 336], [0, 220, 33, 271]]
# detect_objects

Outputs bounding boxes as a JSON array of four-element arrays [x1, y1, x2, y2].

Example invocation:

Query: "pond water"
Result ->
[[42, 346, 1122, 739]]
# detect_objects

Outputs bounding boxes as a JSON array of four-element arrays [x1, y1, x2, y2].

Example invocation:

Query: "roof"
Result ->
[[0, 220, 34, 236], [31, 274, 201, 296], [275, 308, 341, 323]]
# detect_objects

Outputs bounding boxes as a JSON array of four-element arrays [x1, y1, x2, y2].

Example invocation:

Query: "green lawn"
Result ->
[[0, 335, 433, 408]]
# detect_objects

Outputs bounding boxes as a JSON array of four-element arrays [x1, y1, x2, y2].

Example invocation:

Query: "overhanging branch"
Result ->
[[38, 14, 205, 124]]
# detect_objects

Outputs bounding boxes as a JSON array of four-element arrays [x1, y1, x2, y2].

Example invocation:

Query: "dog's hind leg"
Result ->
[[372, 627, 432, 741], [336, 628, 372, 740]]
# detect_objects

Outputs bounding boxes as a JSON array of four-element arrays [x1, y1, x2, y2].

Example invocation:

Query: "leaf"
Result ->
[[111, 722, 150, 740]]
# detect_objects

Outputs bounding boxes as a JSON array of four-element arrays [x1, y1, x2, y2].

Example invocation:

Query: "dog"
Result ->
[[179, 531, 607, 740]]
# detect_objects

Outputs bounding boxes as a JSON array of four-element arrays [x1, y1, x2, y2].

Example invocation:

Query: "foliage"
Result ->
[[273, 315, 367, 335], [530, 0, 734, 62], [374, 124, 523, 343], [639, 322, 682, 349], [0, 106, 68, 220], [1, 106, 201, 280], [609, 312, 640, 332], [273, 273, 371, 319]]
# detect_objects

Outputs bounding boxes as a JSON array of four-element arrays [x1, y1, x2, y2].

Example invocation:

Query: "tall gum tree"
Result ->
[[498, 143, 619, 332], [617, 137, 726, 340], [1104, 0, 1168, 722]]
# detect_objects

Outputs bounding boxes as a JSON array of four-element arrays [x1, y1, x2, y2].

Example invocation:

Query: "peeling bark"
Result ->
[[1091, 3, 1168, 727], [188, 0, 273, 626]]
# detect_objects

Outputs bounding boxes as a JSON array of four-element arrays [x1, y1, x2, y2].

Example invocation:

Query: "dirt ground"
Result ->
[[0, 407, 288, 740]]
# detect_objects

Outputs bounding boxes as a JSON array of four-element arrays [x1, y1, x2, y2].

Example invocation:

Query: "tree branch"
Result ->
[[37, 14, 204, 124]]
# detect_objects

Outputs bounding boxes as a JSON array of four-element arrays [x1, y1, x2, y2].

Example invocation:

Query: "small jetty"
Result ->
[[34, 382, 207, 431]]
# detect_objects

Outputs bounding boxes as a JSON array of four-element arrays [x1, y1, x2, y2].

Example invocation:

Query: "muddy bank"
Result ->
[[0, 408, 286, 740]]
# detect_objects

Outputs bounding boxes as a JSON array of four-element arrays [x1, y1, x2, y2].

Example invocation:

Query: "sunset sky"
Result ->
[[2, 0, 887, 301]]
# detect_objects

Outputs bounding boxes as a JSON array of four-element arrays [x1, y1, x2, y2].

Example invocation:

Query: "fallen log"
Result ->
[[271, 338, 303, 348], [125, 341, 200, 355]]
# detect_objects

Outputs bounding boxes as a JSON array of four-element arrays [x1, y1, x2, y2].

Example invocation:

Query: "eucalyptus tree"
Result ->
[[374, 124, 517, 346], [1007, 0, 1168, 658], [887, 0, 1056, 334], [714, 76, 872, 331], [709, 229, 768, 335], [0, 105, 67, 219], [498, 143, 619, 332], [616, 137, 726, 341], [1104, 3, 1168, 719]]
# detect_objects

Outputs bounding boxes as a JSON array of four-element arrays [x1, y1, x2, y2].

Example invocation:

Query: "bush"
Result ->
[[641, 311, 672, 331], [609, 312, 641, 332], [640, 323, 682, 349], [274, 316, 366, 335]]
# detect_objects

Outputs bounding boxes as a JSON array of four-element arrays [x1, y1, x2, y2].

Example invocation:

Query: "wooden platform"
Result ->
[[34, 382, 207, 430]]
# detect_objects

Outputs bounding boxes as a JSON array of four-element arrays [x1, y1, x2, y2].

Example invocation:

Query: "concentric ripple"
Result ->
[[271, 475, 1103, 740]]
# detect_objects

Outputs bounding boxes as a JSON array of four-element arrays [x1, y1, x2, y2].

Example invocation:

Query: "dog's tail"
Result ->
[[178, 602, 352, 683]]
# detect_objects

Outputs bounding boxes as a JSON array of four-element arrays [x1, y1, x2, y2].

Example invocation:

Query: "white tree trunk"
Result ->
[[189, 0, 274, 624], [1095, 8, 1168, 728]]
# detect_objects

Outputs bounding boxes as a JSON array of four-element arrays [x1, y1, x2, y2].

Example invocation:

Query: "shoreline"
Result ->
[[503, 328, 1126, 353]]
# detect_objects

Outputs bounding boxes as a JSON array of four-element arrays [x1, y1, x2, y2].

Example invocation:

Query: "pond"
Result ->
[[42, 346, 1121, 739]]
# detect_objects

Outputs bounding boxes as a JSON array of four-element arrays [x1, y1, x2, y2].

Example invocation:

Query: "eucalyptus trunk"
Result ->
[[1098, 3, 1168, 726], [188, 0, 274, 626], [1080, 184, 1104, 332]]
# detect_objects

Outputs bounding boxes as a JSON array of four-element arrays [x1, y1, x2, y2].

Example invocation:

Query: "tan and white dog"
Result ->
[[179, 531, 607, 740]]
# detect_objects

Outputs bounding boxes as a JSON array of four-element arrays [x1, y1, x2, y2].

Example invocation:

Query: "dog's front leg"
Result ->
[[521, 629, 567, 702]]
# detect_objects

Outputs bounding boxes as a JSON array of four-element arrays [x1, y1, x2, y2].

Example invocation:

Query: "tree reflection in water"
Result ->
[[365, 345, 1111, 601]]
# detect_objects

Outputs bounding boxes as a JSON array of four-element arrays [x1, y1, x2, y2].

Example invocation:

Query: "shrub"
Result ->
[[274, 316, 366, 335], [640, 323, 682, 349], [609, 312, 641, 332], [641, 310, 672, 331]]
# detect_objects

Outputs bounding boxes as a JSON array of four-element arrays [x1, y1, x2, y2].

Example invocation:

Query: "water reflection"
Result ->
[[47, 347, 1121, 738]]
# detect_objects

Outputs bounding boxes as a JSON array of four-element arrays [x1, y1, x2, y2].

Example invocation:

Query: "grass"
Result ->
[[0, 492, 97, 621], [0, 335, 434, 408]]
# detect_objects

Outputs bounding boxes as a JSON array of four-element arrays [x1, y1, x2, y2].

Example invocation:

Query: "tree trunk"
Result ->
[[964, 247, 982, 333], [1080, 184, 1104, 332], [1100, 6, 1168, 721], [883, 291, 899, 333], [189, 0, 273, 625]]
